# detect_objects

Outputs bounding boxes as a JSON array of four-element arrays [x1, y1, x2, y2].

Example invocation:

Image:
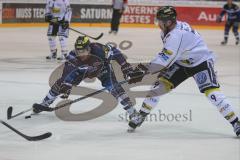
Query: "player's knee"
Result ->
[[147, 77, 172, 98], [159, 77, 174, 92], [59, 36, 68, 48], [59, 36, 66, 41], [48, 36, 56, 42]]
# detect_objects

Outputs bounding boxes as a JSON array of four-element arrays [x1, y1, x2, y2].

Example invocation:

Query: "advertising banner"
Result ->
[[176, 7, 224, 26], [121, 5, 159, 24], [72, 4, 112, 23], [1, 3, 224, 26], [121, 5, 223, 26], [0, 3, 2, 24], [2, 3, 112, 23], [2, 3, 45, 23]]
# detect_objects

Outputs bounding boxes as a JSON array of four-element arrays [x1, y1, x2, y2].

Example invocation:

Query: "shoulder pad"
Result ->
[[89, 42, 102, 48]]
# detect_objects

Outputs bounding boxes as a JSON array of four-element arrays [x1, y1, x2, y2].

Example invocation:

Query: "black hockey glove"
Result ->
[[128, 68, 145, 84], [127, 63, 148, 84], [61, 21, 69, 29], [59, 82, 72, 99], [45, 13, 53, 22], [137, 63, 149, 73], [121, 62, 134, 80]]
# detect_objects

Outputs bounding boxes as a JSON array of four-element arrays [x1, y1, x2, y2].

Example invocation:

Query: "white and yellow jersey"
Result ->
[[150, 21, 215, 68], [45, 0, 72, 22]]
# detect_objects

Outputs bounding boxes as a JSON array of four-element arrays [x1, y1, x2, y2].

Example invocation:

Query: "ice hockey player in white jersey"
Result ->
[[127, 6, 240, 136], [45, 0, 72, 60]]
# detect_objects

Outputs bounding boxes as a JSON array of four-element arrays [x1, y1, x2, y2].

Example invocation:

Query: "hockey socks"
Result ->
[[205, 89, 238, 124]]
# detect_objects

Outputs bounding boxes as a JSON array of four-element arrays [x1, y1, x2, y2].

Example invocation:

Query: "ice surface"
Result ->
[[0, 27, 239, 160]]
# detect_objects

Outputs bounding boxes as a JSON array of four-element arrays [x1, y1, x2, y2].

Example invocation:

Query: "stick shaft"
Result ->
[[69, 27, 103, 40]]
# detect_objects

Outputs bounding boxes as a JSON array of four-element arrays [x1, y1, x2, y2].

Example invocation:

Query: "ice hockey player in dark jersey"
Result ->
[[32, 36, 138, 118], [216, 0, 240, 45]]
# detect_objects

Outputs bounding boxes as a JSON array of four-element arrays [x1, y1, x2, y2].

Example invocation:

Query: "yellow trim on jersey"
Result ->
[[159, 77, 174, 91], [225, 112, 235, 120], [204, 88, 220, 96], [163, 48, 173, 55], [103, 45, 110, 55], [52, 8, 61, 13], [142, 103, 153, 111]]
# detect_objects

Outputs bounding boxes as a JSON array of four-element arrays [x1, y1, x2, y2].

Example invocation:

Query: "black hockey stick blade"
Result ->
[[0, 120, 52, 141], [93, 33, 104, 40], [25, 132, 52, 141], [7, 108, 32, 120], [69, 27, 104, 40], [7, 106, 13, 120]]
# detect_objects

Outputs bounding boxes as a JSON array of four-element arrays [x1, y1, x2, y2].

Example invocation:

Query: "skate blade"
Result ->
[[127, 126, 136, 133]]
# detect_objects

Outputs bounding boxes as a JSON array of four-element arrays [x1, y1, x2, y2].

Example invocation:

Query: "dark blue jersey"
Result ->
[[63, 43, 127, 84], [220, 3, 240, 21], [66, 43, 126, 67]]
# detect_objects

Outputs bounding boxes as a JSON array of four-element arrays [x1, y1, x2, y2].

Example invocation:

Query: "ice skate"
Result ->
[[235, 40, 239, 45], [127, 112, 146, 133], [57, 54, 67, 61], [109, 30, 117, 35], [46, 50, 57, 60], [233, 121, 240, 136], [32, 103, 53, 114], [221, 40, 227, 45], [57, 56, 64, 61], [112, 31, 118, 35]]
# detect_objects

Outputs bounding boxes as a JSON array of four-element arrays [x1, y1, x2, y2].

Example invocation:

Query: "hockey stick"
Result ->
[[23, 79, 130, 119], [6, 79, 129, 120], [52, 79, 129, 111], [7, 69, 159, 119], [32, 70, 154, 113], [48, 19, 104, 40], [69, 27, 104, 40], [0, 119, 52, 141]]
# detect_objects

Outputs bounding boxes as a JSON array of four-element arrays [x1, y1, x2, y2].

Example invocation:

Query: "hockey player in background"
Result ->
[[127, 6, 240, 136], [216, 0, 240, 45], [32, 36, 139, 119], [45, 0, 72, 60]]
